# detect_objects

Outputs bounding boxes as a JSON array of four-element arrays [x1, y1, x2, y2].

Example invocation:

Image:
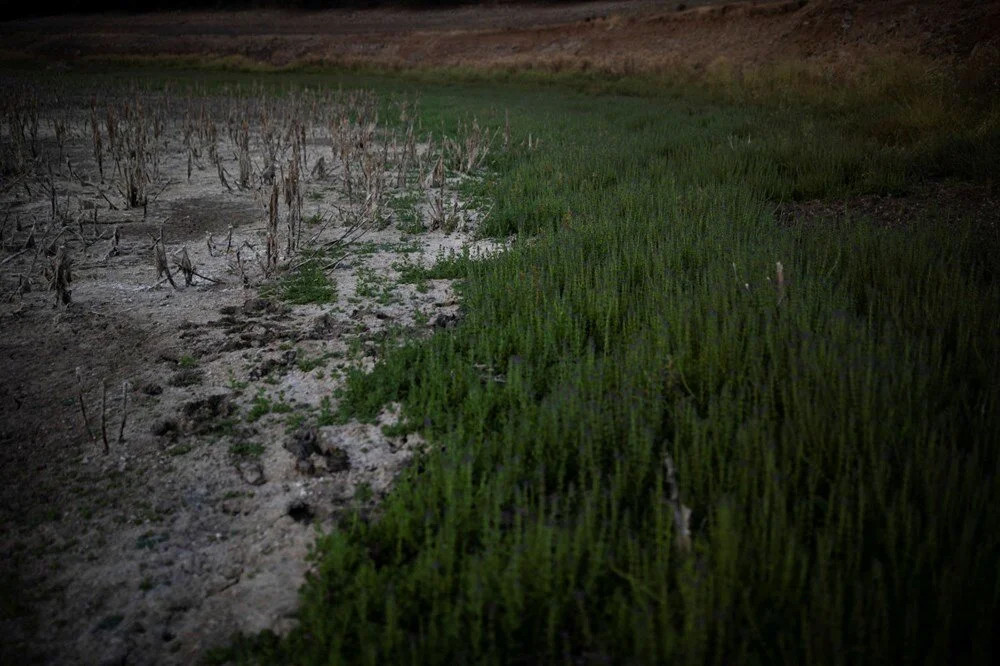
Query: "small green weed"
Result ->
[[296, 353, 327, 373], [389, 190, 425, 233], [246, 392, 272, 422], [247, 390, 292, 421], [167, 443, 193, 456], [94, 614, 124, 632], [229, 441, 265, 458], [317, 395, 337, 426], [396, 248, 475, 284], [134, 532, 168, 551], [355, 266, 397, 305], [263, 262, 336, 305]]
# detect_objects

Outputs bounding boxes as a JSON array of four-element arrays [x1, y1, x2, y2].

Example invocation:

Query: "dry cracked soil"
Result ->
[[0, 81, 504, 664]]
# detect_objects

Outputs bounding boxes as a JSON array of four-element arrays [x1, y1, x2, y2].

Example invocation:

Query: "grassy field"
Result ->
[[188, 64, 1000, 664], [9, 59, 999, 663]]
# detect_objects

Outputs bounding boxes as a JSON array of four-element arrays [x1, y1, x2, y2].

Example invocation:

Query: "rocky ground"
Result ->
[[0, 82, 504, 664]]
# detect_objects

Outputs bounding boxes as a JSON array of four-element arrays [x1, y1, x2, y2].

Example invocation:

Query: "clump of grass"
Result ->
[[395, 248, 476, 284], [246, 391, 272, 422], [354, 266, 398, 305], [317, 395, 337, 426], [262, 261, 336, 305], [229, 441, 264, 458], [296, 353, 327, 373], [389, 190, 424, 234], [246, 389, 293, 423], [177, 354, 198, 368]]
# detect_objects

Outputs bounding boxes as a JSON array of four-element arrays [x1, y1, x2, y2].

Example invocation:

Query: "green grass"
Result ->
[[317, 395, 336, 426], [296, 353, 327, 373], [215, 70, 1000, 665], [177, 354, 198, 368], [396, 248, 476, 285], [262, 261, 337, 305], [355, 266, 399, 306], [389, 190, 425, 234], [246, 390, 292, 423], [229, 441, 265, 458], [12, 61, 997, 665]]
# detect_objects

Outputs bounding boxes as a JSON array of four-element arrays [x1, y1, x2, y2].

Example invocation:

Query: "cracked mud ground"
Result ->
[[0, 82, 503, 664]]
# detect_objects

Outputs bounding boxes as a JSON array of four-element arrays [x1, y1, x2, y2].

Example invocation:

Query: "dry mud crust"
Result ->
[[1, 0, 997, 72], [0, 86, 503, 664]]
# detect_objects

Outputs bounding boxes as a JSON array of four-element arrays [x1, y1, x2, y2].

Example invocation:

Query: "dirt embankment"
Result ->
[[1, 0, 998, 73]]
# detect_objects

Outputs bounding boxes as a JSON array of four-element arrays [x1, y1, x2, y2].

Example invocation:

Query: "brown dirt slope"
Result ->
[[1, 0, 998, 73]]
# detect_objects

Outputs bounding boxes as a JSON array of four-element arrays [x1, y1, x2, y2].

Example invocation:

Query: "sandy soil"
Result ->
[[1, 0, 998, 73], [0, 81, 504, 664]]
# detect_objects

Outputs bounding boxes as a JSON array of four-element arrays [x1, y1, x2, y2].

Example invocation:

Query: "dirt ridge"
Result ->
[[2, 0, 998, 73]]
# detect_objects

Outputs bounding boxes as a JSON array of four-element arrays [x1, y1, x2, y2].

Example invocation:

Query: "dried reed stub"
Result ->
[[663, 452, 692, 553], [229, 114, 253, 190], [105, 225, 120, 260], [284, 150, 302, 254], [117, 380, 129, 445], [176, 246, 195, 286], [46, 244, 72, 305], [154, 226, 178, 289], [90, 101, 105, 182], [311, 155, 326, 180], [444, 117, 495, 173], [75, 367, 96, 445], [3, 82, 502, 304], [776, 261, 786, 304], [105, 101, 154, 208], [266, 182, 280, 274], [99, 379, 109, 454]]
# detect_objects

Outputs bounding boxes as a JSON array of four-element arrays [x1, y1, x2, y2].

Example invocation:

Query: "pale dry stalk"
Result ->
[[663, 452, 692, 553]]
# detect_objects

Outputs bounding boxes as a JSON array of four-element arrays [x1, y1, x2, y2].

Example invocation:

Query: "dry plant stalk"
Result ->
[[311, 156, 326, 180], [395, 121, 415, 188], [117, 381, 129, 445], [664, 452, 692, 553], [235, 247, 248, 287], [216, 156, 232, 191], [105, 225, 120, 260], [176, 246, 195, 286], [776, 261, 785, 304], [154, 225, 178, 289], [428, 184, 446, 231], [431, 154, 445, 188], [100, 380, 109, 454], [47, 163, 57, 220], [236, 117, 252, 189], [266, 183, 279, 274], [46, 244, 72, 305], [75, 368, 96, 445], [284, 150, 302, 254], [52, 117, 66, 166], [106, 101, 153, 208]]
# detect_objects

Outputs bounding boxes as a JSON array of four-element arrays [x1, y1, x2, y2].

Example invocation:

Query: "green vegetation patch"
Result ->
[[246, 390, 293, 423], [263, 261, 336, 305], [229, 441, 265, 458], [169, 66, 999, 665], [396, 248, 477, 285]]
